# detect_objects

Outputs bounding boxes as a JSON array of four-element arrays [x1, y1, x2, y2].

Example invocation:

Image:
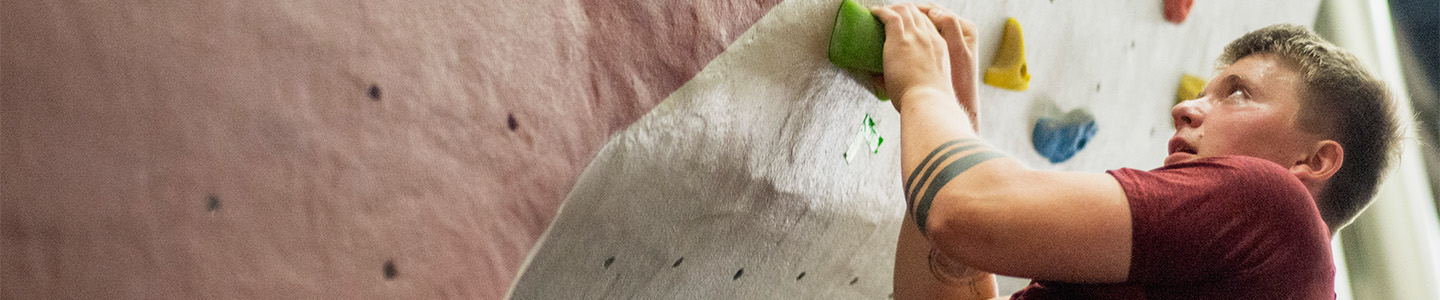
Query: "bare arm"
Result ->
[[904, 138, 1132, 282], [874, 4, 998, 299], [874, 3, 1134, 289]]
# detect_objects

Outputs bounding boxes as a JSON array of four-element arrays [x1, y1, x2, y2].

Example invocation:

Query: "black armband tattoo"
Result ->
[[905, 140, 973, 212], [905, 138, 1006, 236]]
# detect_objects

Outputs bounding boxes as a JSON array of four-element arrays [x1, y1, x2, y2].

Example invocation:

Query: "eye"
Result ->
[[1223, 86, 1247, 102]]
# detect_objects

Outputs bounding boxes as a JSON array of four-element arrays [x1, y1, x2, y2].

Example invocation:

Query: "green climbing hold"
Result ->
[[828, 0, 885, 73], [828, 0, 890, 101]]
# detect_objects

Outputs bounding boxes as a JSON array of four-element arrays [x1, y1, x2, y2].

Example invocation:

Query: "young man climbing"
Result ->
[[871, 3, 1399, 299]]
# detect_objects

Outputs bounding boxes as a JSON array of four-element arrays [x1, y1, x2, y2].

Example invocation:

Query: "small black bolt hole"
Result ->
[[383, 260, 398, 279]]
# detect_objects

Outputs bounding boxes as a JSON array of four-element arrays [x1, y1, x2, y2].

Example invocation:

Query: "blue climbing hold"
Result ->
[[1032, 109, 1098, 163]]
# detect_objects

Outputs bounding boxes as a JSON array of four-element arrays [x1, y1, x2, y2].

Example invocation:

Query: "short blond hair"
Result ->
[[1218, 24, 1400, 233]]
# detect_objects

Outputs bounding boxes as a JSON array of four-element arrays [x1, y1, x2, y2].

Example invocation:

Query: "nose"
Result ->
[[1171, 98, 1207, 129]]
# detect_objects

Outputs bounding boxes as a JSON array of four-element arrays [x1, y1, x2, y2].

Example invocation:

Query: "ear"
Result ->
[[1290, 140, 1344, 183]]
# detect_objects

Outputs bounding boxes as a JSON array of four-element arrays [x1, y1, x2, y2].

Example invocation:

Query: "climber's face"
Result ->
[[1166, 53, 1318, 167]]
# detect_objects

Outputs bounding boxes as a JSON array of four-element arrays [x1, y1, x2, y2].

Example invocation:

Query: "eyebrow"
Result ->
[[1230, 74, 1260, 98]]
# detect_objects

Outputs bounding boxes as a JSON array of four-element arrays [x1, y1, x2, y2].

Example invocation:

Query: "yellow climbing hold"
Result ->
[[1176, 74, 1206, 103], [984, 18, 1029, 91]]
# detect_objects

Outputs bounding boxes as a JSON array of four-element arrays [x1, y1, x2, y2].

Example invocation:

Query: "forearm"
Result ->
[[892, 88, 1001, 299], [897, 88, 993, 225], [898, 89, 978, 155]]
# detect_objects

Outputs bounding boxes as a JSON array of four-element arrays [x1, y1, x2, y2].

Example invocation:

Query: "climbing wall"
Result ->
[[1, 0, 779, 299], [508, 0, 1320, 298]]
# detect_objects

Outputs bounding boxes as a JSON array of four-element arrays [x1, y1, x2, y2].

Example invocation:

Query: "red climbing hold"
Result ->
[[1164, 0, 1194, 23]]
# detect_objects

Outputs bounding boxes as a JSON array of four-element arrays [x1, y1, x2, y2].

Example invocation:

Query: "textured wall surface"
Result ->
[[511, 0, 1320, 297], [509, 1, 906, 297], [3, 0, 1323, 298], [2, 1, 778, 298]]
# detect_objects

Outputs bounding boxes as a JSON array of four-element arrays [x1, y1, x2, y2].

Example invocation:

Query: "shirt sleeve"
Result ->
[[1107, 156, 1331, 285]]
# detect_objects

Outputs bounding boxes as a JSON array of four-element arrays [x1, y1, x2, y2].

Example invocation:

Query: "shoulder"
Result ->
[[1108, 155, 1327, 250], [1110, 156, 1333, 288]]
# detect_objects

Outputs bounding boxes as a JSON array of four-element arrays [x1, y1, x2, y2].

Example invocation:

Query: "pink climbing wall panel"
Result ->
[[2, 0, 778, 298]]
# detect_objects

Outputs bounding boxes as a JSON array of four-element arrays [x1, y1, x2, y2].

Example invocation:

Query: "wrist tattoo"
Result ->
[[905, 138, 1006, 235]]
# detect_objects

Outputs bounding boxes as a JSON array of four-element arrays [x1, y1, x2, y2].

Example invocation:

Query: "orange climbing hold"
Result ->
[[1164, 0, 1194, 23]]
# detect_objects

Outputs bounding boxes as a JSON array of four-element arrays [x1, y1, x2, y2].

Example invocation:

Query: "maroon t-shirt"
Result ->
[[1012, 156, 1334, 299]]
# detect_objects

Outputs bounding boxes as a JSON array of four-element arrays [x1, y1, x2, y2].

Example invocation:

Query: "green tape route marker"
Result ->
[[844, 113, 885, 164]]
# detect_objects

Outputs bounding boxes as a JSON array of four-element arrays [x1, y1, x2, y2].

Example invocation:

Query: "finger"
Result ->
[[904, 4, 935, 34], [870, 6, 905, 37], [900, 4, 938, 48], [926, 8, 964, 52], [957, 18, 980, 57], [914, 4, 965, 67], [914, 2, 944, 14], [894, 4, 920, 35], [907, 5, 947, 59], [914, 4, 976, 56], [916, 2, 960, 36]]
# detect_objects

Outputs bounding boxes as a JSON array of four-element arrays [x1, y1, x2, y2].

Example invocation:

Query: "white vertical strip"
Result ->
[[1364, 0, 1440, 297], [1322, 0, 1440, 298], [1332, 237, 1353, 300]]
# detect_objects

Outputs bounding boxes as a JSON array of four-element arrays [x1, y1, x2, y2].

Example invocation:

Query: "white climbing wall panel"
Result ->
[[508, 0, 1320, 298]]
